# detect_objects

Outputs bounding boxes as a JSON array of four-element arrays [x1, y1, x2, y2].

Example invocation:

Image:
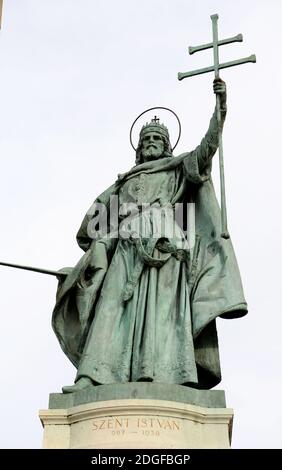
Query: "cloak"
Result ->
[[52, 150, 247, 389]]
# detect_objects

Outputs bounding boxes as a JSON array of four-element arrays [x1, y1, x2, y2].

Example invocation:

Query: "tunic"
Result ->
[[52, 107, 248, 389], [76, 168, 198, 384]]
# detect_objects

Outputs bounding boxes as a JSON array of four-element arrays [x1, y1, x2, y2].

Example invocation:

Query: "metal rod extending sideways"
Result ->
[[0, 261, 69, 278]]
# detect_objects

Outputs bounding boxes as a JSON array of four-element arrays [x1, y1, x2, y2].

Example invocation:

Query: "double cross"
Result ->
[[178, 14, 256, 238]]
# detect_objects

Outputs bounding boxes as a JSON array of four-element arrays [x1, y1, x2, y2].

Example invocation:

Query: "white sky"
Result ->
[[0, 0, 281, 449]]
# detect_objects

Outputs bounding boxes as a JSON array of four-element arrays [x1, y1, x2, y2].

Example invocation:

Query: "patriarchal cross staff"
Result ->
[[178, 14, 256, 238]]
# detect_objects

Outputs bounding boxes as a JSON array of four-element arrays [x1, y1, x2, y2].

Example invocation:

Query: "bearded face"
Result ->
[[141, 132, 165, 161]]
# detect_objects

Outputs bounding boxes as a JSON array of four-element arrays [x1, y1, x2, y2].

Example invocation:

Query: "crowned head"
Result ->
[[135, 116, 173, 164]]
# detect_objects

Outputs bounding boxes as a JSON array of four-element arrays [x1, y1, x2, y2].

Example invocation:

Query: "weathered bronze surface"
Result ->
[[51, 77, 247, 394]]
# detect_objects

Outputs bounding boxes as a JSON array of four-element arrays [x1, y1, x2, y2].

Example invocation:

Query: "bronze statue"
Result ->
[[51, 78, 247, 393], [0, 14, 255, 395]]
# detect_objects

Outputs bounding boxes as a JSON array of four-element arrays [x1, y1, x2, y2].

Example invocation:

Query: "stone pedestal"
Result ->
[[39, 383, 233, 449]]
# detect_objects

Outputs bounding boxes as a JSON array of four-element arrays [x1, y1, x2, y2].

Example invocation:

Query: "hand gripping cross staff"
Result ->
[[178, 14, 256, 239], [0, 13, 256, 279]]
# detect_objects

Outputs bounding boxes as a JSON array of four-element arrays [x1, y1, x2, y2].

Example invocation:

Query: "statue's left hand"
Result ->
[[213, 77, 227, 108]]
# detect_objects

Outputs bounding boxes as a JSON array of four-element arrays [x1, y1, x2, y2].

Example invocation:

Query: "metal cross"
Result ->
[[178, 14, 256, 239]]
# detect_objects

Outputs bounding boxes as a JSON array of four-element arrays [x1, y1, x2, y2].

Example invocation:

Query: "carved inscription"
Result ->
[[92, 416, 181, 436]]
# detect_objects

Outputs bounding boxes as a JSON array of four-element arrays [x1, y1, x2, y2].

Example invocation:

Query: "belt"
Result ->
[[122, 235, 190, 301]]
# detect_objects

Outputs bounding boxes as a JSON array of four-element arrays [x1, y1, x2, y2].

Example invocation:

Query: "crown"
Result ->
[[140, 116, 170, 140]]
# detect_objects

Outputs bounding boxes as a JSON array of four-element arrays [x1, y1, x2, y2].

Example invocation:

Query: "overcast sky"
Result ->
[[0, 0, 281, 449]]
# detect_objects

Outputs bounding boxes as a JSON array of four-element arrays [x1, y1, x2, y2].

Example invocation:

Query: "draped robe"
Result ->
[[52, 108, 247, 389]]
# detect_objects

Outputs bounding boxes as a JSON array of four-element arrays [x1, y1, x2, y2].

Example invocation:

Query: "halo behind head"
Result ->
[[130, 106, 181, 152]]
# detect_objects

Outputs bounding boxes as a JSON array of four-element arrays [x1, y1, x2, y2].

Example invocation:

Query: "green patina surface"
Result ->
[[51, 79, 247, 394]]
